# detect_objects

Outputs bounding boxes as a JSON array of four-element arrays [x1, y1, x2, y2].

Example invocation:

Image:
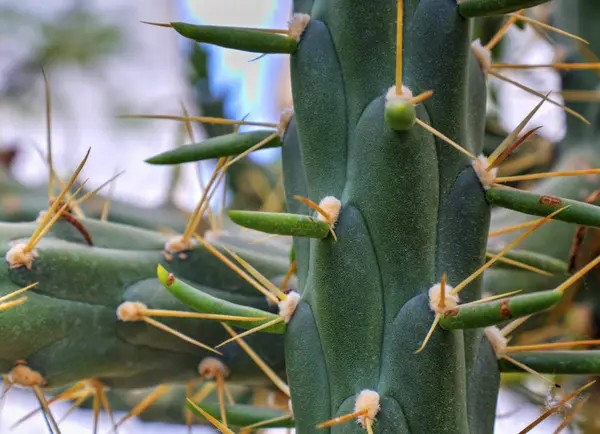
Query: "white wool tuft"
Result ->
[[472, 154, 498, 189], [278, 291, 301, 323], [164, 236, 197, 253], [385, 85, 413, 104], [288, 13, 311, 41], [317, 196, 342, 226], [485, 326, 508, 358], [354, 390, 380, 428], [428, 282, 459, 314], [117, 301, 147, 322], [5, 243, 38, 270], [471, 39, 491, 75]]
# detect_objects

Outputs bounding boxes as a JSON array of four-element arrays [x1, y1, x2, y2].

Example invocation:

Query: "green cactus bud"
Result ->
[[384, 89, 417, 131]]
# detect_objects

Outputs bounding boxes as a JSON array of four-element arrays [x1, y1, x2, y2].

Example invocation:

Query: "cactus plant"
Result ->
[[135, 1, 600, 432], [7, 1, 600, 433]]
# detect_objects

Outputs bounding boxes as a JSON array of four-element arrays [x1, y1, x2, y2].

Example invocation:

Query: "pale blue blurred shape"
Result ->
[[179, 0, 286, 165]]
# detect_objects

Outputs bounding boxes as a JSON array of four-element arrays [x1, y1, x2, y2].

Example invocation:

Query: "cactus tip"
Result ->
[[156, 264, 169, 282]]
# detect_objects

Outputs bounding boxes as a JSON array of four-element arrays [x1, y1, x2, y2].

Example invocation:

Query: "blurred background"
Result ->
[[0, 0, 580, 432]]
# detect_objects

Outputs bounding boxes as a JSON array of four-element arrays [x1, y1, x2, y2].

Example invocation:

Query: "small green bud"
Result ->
[[384, 86, 417, 131], [384, 101, 417, 131]]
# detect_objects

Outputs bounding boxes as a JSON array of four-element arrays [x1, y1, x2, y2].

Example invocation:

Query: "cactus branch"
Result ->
[[458, 0, 554, 18]]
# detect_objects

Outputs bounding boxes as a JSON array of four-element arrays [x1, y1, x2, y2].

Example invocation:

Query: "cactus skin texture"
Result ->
[[0, 219, 288, 389], [281, 1, 495, 432]]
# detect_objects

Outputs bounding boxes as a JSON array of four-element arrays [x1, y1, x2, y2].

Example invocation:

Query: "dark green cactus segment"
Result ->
[[186, 402, 294, 428], [488, 249, 569, 276], [384, 100, 417, 131], [289, 19, 347, 201], [379, 295, 471, 433], [156, 264, 284, 333], [347, 98, 438, 317], [467, 335, 500, 434], [301, 206, 384, 407], [439, 290, 562, 330], [499, 351, 600, 374], [280, 0, 501, 431], [228, 210, 330, 238], [486, 186, 600, 227], [170, 22, 298, 54], [457, 0, 553, 17], [284, 302, 331, 433], [145, 130, 280, 165]]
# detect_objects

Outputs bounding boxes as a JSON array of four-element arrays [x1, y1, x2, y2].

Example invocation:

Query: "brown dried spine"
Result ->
[[568, 189, 600, 273], [49, 199, 93, 246]]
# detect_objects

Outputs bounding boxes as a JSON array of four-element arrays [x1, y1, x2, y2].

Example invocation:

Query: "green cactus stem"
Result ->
[[439, 289, 563, 330]]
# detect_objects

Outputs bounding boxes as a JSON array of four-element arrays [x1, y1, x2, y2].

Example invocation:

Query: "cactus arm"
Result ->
[[156, 265, 284, 333], [458, 0, 553, 18], [227, 210, 330, 239], [145, 130, 281, 165], [170, 23, 298, 54], [487, 186, 600, 227], [499, 351, 600, 374], [439, 289, 562, 330]]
